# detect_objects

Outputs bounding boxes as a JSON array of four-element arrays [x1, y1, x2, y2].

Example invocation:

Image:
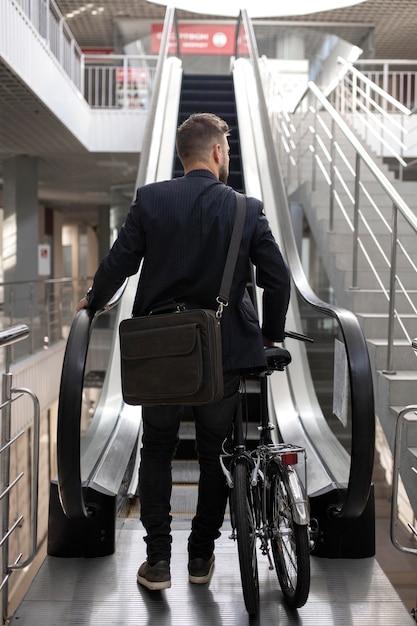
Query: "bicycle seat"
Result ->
[[265, 346, 292, 371]]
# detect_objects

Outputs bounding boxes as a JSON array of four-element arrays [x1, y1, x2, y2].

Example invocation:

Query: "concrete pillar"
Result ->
[[3, 156, 39, 283], [3, 156, 39, 318]]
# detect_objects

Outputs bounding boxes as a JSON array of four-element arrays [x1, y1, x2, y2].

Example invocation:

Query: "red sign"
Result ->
[[151, 23, 247, 55]]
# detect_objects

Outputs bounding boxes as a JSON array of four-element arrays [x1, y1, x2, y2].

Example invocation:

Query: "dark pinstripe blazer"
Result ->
[[89, 170, 290, 372]]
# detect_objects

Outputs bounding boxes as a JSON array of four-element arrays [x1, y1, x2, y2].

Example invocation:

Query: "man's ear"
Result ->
[[212, 143, 221, 164]]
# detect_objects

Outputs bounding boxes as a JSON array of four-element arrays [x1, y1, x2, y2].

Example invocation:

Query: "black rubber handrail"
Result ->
[[56, 283, 126, 519], [56, 306, 94, 519], [240, 9, 375, 519]]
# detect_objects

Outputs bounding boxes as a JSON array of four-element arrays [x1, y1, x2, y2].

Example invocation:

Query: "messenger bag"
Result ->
[[119, 192, 246, 406]]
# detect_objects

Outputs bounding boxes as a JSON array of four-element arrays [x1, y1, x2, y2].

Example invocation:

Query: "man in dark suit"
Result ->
[[77, 113, 290, 591]]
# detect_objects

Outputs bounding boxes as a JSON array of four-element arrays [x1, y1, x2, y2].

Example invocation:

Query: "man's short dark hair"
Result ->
[[176, 113, 230, 163]]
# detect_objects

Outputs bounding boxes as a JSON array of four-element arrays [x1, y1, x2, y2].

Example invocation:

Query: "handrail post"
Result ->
[[312, 104, 317, 192], [384, 203, 398, 374], [351, 153, 361, 288], [0, 348, 12, 625], [329, 118, 336, 231], [351, 71, 357, 113]]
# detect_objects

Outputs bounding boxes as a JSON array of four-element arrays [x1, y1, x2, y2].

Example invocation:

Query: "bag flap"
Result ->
[[120, 323, 199, 360]]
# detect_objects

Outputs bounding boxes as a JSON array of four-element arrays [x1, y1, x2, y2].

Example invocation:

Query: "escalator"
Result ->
[[13, 8, 416, 626], [49, 30, 375, 561], [50, 4, 376, 559]]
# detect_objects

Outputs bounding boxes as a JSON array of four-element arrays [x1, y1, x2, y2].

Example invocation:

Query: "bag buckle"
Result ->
[[216, 296, 228, 319]]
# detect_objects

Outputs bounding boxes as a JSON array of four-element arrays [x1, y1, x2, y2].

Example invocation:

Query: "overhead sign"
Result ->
[[151, 23, 248, 55]]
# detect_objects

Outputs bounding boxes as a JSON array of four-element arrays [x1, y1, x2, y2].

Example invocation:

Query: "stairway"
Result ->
[[287, 111, 417, 517]]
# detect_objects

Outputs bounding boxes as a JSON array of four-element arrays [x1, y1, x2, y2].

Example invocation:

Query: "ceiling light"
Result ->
[[146, 0, 368, 17]]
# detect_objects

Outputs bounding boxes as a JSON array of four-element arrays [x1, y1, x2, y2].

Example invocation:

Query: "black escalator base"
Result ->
[[173, 74, 244, 192], [310, 483, 376, 558], [47, 480, 116, 557]]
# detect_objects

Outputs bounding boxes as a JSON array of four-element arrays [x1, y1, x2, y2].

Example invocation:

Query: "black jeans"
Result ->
[[139, 371, 240, 565]]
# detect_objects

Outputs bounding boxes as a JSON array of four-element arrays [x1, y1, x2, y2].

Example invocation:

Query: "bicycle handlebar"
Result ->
[[284, 330, 314, 343], [262, 330, 313, 372]]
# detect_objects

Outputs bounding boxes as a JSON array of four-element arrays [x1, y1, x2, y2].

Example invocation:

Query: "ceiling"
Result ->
[[1, 0, 417, 225]]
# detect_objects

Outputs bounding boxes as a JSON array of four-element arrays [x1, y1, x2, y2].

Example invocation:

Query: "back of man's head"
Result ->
[[176, 113, 230, 167]]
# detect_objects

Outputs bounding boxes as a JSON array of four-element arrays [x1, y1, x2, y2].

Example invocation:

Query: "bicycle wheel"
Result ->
[[231, 459, 259, 615], [268, 462, 310, 608]]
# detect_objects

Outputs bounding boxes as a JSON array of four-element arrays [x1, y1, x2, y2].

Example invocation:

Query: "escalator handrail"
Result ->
[[56, 284, 126, 519], [135, 7, 179, 189], [56, 8, 179, 521], [239, 9, 375, 520]]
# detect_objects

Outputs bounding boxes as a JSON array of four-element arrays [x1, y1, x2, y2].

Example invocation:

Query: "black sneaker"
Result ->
[[137, 560, 171, 590], [188, 554, 215, 584]]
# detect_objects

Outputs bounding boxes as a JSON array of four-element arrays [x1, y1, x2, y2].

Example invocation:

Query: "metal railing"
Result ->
[[11, 0, 159, 109], [262, 65, 417, 374], [13, 0, 83, 89], [0, 276, 92, 367], [331, 57, 411, 168], [83, 54, 158, 109], [391, 401, 417, 557], [0, 325, 40, 625], [355, 59, 417, 112]]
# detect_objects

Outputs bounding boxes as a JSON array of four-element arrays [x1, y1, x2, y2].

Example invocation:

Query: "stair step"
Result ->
[[176, 72, 244, 191]]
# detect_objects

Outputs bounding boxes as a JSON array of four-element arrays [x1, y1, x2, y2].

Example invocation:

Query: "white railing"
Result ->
[[13, 0, 83, 88], [261, 61, 417, 374], [355, 59, 417, 112], [330, 58, 414, 168], [11, 0, 158, 109], [83, 55, 158, 109]]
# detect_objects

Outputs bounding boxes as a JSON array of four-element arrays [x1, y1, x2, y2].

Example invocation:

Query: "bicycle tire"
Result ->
[[232, 459, 260, 615], [268, 461, 310, 608]]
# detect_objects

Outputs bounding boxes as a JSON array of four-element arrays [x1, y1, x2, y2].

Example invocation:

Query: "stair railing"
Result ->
[[333, 57, 411, 168], [0, 325, 40, 625], [262, 64, 417, 374], [391, 338, 417, 556]]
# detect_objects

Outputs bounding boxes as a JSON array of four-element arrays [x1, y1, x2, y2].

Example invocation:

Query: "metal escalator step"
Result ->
[[171, 484, 197, 517], [172, 460, 199, 484]]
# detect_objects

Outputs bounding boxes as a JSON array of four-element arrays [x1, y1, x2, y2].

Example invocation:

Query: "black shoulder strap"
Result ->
[[217, 191, 246, 316]]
